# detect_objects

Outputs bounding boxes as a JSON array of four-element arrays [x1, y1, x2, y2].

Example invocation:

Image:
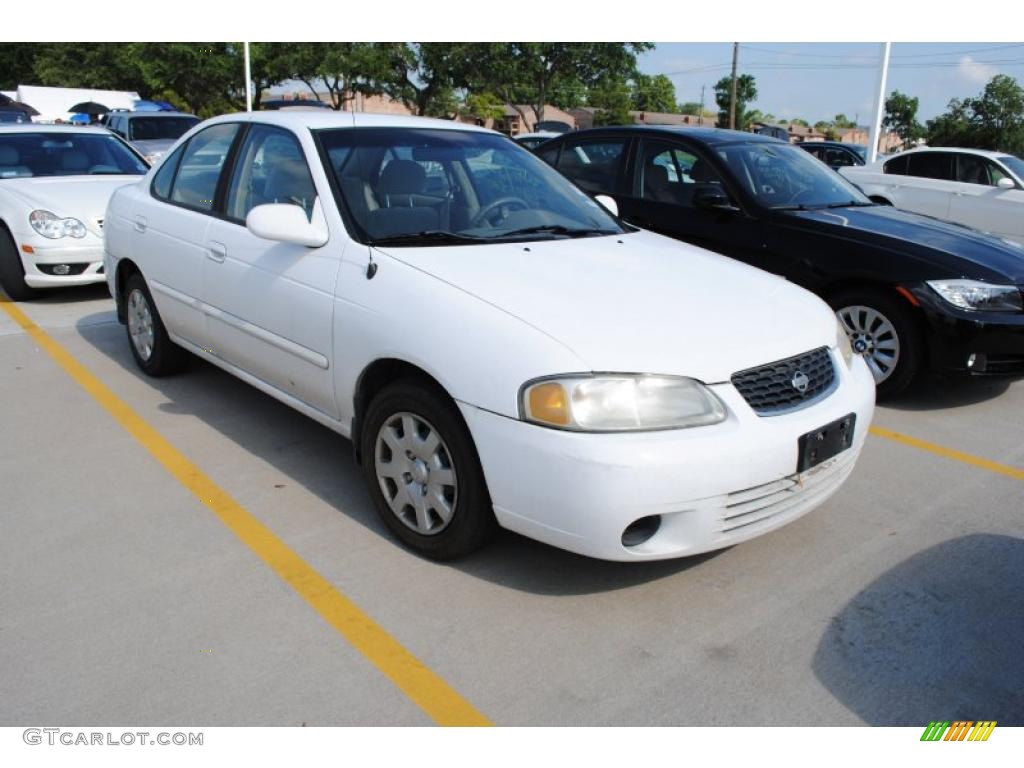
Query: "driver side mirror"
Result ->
[[693, 189, 736, 211], [594, 194, 618, 217], [996, 177, 1016, 190], [246, 201, 328, 248]]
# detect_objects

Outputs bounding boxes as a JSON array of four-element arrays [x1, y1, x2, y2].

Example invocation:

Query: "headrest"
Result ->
[[379, 160, 426, 196], [62, 150, 90, 171]]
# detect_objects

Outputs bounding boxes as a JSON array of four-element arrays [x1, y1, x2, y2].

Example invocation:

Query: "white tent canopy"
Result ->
[[14, 85, 141, 123]]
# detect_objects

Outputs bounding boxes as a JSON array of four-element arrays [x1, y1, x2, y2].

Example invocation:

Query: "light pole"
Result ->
[[867, 42, 890, 164], [243, 42, 252, 113]]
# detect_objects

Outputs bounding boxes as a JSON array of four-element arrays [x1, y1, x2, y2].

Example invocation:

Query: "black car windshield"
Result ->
[[0, 132, 148, 178], [717, 142, 872, 209], [317, 127, 625, 245], [997, 155, 1024, 182], [128, 116, 200, 141]]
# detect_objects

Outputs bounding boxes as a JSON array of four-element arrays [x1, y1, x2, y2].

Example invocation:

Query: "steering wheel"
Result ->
[[470, 196, 530, 228]]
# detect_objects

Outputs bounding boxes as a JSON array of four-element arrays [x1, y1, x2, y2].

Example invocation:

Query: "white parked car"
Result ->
[[104, 112, 875, 561], [0, 125, 149, 300], [840, 147, 1024, 245]]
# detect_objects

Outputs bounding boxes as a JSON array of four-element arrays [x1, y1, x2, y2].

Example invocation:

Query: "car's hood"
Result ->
[[130, 138, 175, 156], [0, 176, 140, 235], [780, 205, 1024, 282], [375, 230, 838, 384]]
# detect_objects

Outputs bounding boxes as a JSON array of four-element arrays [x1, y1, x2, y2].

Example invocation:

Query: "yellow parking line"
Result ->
[[869, 425, 1024, 482], [0, 296, 491, 727]]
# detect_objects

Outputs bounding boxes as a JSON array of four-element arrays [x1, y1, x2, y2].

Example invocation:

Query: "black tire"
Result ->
[[830, 287, 923, 399], [123, 272, 189, 376], [0, 225, 40, 301], [360, 380, 496, 559]]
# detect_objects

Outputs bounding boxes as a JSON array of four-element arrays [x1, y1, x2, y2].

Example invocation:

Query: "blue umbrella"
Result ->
[[132, 100, 163, 112], [70, 113, 90, 124]]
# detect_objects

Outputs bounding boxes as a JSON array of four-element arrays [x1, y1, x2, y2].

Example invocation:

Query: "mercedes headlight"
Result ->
[[521, 374, 727, 432], [29, 210, 87, 239], [927, 279, 1023, 312]]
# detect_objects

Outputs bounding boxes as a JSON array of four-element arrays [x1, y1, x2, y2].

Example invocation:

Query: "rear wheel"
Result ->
[[0, 226, 40, 301], [361, 380, 495, 559], [832, 287, 922, 398], [123, 272, 188, 376]]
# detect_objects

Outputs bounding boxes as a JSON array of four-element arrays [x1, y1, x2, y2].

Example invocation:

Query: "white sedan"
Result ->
[[841, 147, 1024, 245], [104, 111, 875, 561], [0, 125, 149, 300]]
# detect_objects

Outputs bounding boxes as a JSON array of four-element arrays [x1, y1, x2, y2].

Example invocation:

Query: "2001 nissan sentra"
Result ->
[[103, 111, 875, 561]]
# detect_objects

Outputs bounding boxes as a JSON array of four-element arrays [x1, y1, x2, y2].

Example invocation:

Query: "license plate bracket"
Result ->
[[797, 413, 856, 473]]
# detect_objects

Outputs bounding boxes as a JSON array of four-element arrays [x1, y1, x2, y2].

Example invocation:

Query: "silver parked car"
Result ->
[[105, 111, 201, 164]]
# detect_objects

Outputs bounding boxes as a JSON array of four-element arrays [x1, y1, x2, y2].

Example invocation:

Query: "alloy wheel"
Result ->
[[127, 288, 155, 362], [836, 304, 901, 383]]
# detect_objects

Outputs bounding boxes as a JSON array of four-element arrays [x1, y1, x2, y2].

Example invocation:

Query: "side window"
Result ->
[[803, 145, 823, 159], [535, 142, 560, 167], [637, 139, 724, 207], [151, 144, 186, 200], [956, 154, 991, 185], [169, 123, 239, 212], [826, 148, 856, 168], [110, 117, 124, 137], [225, 124, 316, 222], [989, 162, 1013, 186], [883, 155, 909, 175], [907, 152, 954, 181], [556, 139, 626, 193]]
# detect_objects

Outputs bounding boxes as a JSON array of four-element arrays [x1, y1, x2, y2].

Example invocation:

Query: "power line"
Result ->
[[738, 43, 1024, 60]]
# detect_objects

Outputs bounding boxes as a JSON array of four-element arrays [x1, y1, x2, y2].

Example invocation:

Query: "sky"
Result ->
[[638, 42, 1024, 124]]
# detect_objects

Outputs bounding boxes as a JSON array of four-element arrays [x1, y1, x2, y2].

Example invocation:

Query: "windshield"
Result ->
[[997, 155, 1024, 182], [317, 127, 625, 245], [128, 116, 200, 142], [0, 132, 148, 178], [716, 142, 872, 209]]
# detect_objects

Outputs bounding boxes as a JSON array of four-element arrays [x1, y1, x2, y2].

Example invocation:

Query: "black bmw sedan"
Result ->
[[536, 127, 1024, 396]]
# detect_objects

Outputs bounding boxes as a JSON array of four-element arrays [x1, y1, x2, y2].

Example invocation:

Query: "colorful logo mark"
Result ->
[[920, 721, 996, 742]]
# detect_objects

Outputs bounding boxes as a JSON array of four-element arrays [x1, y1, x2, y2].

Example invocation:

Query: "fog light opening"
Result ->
[[53, 264, 71, 276], [621, 515, 662, 548], [967, 353, 987, 373]]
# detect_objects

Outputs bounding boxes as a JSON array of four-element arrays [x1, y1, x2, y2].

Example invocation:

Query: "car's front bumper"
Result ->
[[909, 284, 1024, 376], [17, 238, 106, 288], [459, 350, 876, 561]]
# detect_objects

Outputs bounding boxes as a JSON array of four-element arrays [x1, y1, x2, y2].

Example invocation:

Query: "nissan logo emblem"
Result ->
[[791, 370, 810, 394]]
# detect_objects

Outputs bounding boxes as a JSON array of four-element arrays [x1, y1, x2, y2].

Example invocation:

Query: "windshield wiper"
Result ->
[[493, 224, 619, 239], [369, 230, 488, 246], [824, 200, 875, 209]]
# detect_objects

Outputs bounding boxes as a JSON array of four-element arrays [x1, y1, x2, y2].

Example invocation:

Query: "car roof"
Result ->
[[116, 111, 199, 118], [200, 110, 497, 135], [0, 125, 113, 135], [553, 125, 784, 146], [802, 140, 864, 149], [893, 146, 1010, 160]]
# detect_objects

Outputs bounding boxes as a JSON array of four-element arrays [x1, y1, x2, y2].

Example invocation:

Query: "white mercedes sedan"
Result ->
[[104, 112, 875, 561], [0, 125, 149, 300]]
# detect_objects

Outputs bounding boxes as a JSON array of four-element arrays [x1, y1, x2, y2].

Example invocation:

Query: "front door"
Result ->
[[948, 153, 1024, 242]]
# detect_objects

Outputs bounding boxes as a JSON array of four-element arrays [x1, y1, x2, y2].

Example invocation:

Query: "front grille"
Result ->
[[732, 346, 835, 415]]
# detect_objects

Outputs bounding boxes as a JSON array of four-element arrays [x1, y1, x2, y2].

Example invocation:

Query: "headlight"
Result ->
[[29, 210, 87, 239], [926, 279, 1023, 312], [521, 374, 727, 432], [836, 317, 855, 368]]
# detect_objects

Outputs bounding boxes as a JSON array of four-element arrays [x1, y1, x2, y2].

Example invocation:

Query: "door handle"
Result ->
[[207, 241, 227, 263], [133, 215, 147, 233]]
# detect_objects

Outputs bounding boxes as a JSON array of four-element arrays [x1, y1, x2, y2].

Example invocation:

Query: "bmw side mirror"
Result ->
[[594, 194, 618, 217], [246, 199, 328, 248], [996, 177, 1016, 190], [694, 189, 736, 211]]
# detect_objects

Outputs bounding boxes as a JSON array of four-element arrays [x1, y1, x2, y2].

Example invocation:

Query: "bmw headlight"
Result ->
[[521, 374, 727, 432], [927, 279, 1023, 312], [836, 317, 855, 368], [29, 210, 87, 239]]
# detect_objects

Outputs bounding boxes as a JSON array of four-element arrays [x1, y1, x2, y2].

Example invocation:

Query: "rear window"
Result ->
[[907, 152, 954, 181], [883, 155, 909, 175]]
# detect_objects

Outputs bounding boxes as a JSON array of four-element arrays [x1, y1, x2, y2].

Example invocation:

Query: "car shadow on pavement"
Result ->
[[75, 313, 712, 594], [880, 374, 1011, 411], [813, 533, 1024, 726], [26, 283, 111, 305]]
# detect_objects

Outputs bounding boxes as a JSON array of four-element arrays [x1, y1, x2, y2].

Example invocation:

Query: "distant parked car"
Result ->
[[0, 125, 148, 299], [840, 147, 1024, 245], [513, 131, 558, 151], [105, 111, 201, 165], [538, 126, 1024, 395], [800, 141, 867, 170], [102, 111, 874, 561]]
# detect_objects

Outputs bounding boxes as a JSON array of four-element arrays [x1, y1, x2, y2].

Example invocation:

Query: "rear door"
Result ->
[[551, 135, 631, 199], [889, 151, 956, 221], [130, 122, 241, 349], [202, 123, 341, 418], [947, 153, 1024, 240]]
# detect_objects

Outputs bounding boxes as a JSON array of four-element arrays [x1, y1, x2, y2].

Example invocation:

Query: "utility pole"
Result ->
[[867, 42, 891, 164], [729, 42, 739, 130], [243, 42, 252, 112], [699, 84, 706, 127]]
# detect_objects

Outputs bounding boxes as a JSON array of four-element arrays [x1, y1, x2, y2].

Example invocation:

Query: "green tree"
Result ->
[[374, 43, 482, 117], [589, 77, 633, 126], [248, 42, 301, 111], [790, 117, 809, 127], [883, 90, 924, 150], [833, 113, 857, 129], [130, 43, 244, 117], [927, 76, 1024, 154], [713, 73, 757, 129], [288, 42, 385, 111], [631, 73, 676, 113], [32, 43, 143, 92], [460, 92, 506, 123], [0, 43, 42, 90]]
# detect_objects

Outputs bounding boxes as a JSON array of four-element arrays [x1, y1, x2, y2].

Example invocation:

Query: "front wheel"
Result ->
[[832, 288, 922, 398], [0, 226, 40, 301], [360, 381, 496, 559]]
